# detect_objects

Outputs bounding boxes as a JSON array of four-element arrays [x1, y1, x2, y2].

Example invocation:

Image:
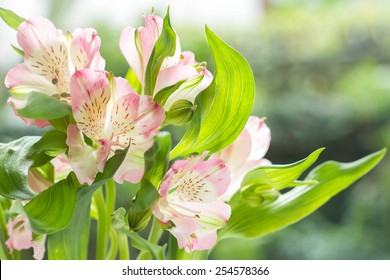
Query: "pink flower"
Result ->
[[153, 153, 231, 252], [120, 15, 212, 110], [66, 69, 165, 185], [6, 215, 46, 260], [5, 16, 105, 127], [213, 116, 271, 200]]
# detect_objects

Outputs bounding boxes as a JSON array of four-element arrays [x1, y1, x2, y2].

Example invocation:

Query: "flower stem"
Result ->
[[118, 233, 130, 260], [94, 187, 108, 260], [105, 227, 118, 260], [0, 201, 9, 260], [137, 217, 163, 260]]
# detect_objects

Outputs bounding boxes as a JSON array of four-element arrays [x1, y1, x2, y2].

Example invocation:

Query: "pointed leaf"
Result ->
[[143, 132, 171, 187], [231, 148, 325, 207], [48, 147, 129, 259], [170, 27, 254, 158], [0, 130, 67, 200], [24, 174, 78, 234], [16, 91, 71, 120], [220, 148, 386, 239], [144, 7, 177, 96], [0, 7, 24, 30]]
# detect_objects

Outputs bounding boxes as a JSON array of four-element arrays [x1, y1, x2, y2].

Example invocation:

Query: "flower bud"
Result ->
[[165, 99, 195, 126], [127, 208, 152, 232]]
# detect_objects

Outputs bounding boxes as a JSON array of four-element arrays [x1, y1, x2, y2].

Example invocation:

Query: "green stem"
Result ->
[[0, 201, 9, 260], [119, 233, 130, 260], [137, 217, 163, 260], [94, 187, 108, 260], [105, 227, 118, 260], [105, 179, 116, 219]]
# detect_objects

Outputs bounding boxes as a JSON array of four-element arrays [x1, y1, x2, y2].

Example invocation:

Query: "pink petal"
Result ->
[[32, 234, 46, 260], [113, 141, 152, 184], [5, 216, 33, 252], [110, 76, 136, 99], [66, 124, 101, 185], [140, 15, 164, 68], [70, 28, 105, 71], [247, 116, 271, 161], [51, 155, 73, 180], [5, 63, 58, 96], [179, 51, 196, 65], [27, 169, 52, 193], [120, 15, 164, 86], [70, 69, 111, 141], [119, 26, 143, 84], [17, 16, 64, 58], [133, 95, 165, 138], [214, 128, 252, 173], [154, 65, 198, 94]]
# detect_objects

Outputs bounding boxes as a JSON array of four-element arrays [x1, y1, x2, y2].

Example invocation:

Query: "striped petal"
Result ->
[[70, 69, 110, 141], [70, 28, 105, 71]]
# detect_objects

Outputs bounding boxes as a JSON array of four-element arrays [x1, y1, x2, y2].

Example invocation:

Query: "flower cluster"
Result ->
[[3, 12, 270, 258]]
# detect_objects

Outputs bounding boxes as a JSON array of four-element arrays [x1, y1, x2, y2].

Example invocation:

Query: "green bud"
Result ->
[[165, 99, 196, 126], [127, 208, 152, 232], [241, 184, 280, 207]]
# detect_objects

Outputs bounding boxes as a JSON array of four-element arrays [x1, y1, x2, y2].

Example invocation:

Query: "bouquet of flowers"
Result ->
[[0, 7, 385, 260]]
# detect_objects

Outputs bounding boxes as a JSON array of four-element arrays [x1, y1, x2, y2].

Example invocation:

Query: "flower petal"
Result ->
[[17, 16, 64, 58], [5, 63, 58, 96], [32, 234, 46, 260], [6, 216, 33, 252], [113, 139, 152, 184], [66, 124, 103, 185], [70, 69, 110, 141], [247, 116, 271, 161], [70, 28, 105, 71]]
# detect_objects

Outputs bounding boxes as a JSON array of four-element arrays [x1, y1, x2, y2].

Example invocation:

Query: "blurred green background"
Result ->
[[1, 0, 390, 259]]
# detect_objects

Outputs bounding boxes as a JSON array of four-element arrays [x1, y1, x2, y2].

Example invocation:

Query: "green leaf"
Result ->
[[125, 68, 142, 94], [15, 92, 71, 120], [0, 131, 67, 200], [232, 148, 325, 207], [24, 174, 77, 234], [143, 132, 171, 187], [0, 7, 24, 30], [220, 148, 386, 239], [48, 147, 129, 259], [11, 44, 24, 56], [144, 7, 177, 96], [154, 80, 187, 106], [112, 208, 165, 260], [126, 133, 170, 231], [170, 27, 254, 158]]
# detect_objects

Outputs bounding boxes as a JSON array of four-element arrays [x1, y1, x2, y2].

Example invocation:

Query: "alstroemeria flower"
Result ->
[[5, 16, 105, 127], [213, 116, 271, 201], [66, 69, 165, 185], [120, 14, 212, 110], [6, 215, 46, 260], [152, 153, 231, 252]]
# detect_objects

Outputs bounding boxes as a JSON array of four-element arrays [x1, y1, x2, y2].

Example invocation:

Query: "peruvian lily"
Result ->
[[66, 69, 165, 185], [152, 153, 231, 252], [213, 116, 271, 201], [5, 16, 105, 127], [6, 215, 46, 260], [120, 14, 212, 111]]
